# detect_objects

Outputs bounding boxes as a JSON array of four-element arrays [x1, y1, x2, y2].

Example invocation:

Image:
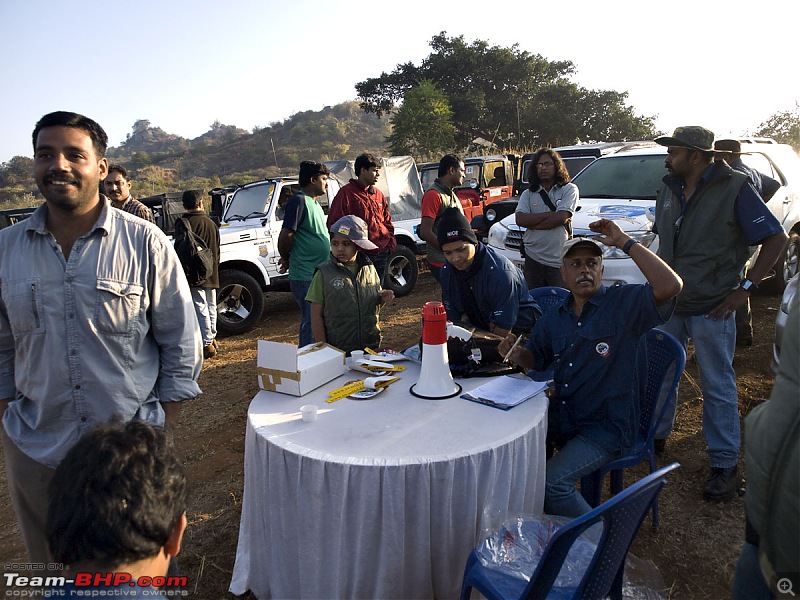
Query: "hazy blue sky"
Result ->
[[1, 0, 797, 162]]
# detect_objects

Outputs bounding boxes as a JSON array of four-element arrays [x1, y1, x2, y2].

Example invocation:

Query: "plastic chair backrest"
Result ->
[[638, 329, 686, 444], [528, 287, 569, 316], [523, 463, 680, 600]]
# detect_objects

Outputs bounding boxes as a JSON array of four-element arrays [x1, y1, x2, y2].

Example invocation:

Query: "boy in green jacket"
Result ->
[[306, 215, 394, 354]]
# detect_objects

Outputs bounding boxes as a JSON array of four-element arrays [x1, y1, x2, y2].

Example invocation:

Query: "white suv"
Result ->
[[488, 141, 800, 289]]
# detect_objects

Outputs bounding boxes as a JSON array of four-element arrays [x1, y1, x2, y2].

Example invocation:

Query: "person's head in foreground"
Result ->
[[561, 237, 604, 299], [437, 207, 479, 271], [46, 420, 187, 577], [329, 215, 377, 264]]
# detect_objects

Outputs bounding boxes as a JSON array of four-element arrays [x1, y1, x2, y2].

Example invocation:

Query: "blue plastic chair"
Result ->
[[528, 286, 570, 316], [526, 287, 569, 381], [460, 463, 680, 600], [580, 329, 686, 529]]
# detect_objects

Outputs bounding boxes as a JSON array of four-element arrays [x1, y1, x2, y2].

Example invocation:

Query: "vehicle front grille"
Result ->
[[505, 230, 523, 251]]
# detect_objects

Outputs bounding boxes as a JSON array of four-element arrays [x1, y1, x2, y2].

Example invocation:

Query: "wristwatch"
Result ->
[[622, 239, 639, 255], [739, 278, 759, 293]]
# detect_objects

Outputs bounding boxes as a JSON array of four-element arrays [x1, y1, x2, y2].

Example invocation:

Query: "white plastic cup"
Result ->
[[300, 404, 318, 422]]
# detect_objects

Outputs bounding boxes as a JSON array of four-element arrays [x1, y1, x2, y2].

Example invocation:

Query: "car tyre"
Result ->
[[384, 245, 418, 298], [216, 269, 265, 336]]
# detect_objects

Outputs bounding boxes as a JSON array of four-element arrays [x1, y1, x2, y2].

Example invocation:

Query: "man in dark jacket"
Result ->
[[438, 208, 536, 337], [175, 190, 220, 359]]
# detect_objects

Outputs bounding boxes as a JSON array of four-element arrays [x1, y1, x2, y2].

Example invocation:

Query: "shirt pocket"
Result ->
[[94, 279, 144, 335], [579, 318, 616, 344], [1, 278, 45, 335]]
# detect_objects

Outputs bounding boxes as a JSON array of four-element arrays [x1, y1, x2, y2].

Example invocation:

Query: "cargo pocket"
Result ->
[[94, 279, 143, 335]]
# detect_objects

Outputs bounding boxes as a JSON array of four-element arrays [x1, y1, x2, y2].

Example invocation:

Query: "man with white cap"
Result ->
[[651, 126, 787, 502], [501, 217, 682, 517]]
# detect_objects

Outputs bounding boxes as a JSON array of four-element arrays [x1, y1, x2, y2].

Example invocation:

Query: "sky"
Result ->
[[1, 0, 798, 163]]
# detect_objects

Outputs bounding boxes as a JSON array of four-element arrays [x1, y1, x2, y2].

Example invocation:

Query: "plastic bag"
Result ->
[[475, 515, 667, 598], [475, 515, 601, 588]]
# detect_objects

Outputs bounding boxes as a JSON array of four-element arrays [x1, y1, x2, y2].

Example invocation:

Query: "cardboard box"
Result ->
[[256, 341, 346, 396]]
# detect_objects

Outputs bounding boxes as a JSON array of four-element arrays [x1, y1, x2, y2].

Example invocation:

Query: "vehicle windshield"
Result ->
[[573, 154, 667, 200], [420, 168, 438, 191], [224, 182, 275, 222], [460, 163, 483, 189]]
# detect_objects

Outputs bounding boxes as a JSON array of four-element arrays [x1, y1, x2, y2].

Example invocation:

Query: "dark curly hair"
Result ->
[[46, 420, 187, 568], [527, 148, 570, 191]]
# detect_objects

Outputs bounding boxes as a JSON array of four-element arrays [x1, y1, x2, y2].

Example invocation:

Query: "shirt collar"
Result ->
[[26, 196, 113, 237], [349, 178, 374, 194]]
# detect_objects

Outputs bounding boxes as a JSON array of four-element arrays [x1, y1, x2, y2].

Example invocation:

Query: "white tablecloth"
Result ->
[[229, 363, 548, 599]]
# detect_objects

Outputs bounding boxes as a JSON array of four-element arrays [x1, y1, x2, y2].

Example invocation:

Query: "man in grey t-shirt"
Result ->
[[515, 148, 579, 289]]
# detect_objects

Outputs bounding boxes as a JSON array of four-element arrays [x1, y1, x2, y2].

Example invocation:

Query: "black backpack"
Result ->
[[174, 216, 214, 286]]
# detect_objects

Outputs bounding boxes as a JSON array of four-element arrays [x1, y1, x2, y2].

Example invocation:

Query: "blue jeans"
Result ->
[[289, 279, 313, 347], [191, 287, 217, 345], [545, 435, 614, 518], [369, 251, 389, 286], [655, 313, 739, 468]]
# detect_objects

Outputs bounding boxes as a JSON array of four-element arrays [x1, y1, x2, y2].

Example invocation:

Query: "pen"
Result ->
[[502, 335, 523, 364]]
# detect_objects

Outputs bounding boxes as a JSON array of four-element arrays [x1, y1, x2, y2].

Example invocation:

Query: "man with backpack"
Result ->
[[174, 190, 220, 359]]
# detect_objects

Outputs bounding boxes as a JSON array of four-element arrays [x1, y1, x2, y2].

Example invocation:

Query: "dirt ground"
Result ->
[[0, 266, 783, 599]]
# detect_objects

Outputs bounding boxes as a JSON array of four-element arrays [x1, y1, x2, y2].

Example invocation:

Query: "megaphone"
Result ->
[[410, 301, 461, 399]]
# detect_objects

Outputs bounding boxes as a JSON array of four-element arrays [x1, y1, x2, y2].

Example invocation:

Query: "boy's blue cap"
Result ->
[[330, 215, 378, 250]]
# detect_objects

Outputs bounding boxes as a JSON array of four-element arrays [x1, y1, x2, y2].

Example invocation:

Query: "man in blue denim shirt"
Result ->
[[501, 218, 682, 517], [0, 112, 202, 567]]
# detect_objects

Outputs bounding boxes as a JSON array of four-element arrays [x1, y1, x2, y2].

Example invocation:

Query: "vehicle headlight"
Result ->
[[602, 231, 656, 259], [486, 208, 497, 222], [487, 223, 508, 248]]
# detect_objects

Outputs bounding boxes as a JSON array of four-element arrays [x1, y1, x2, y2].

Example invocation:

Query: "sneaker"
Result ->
[[654, 438, 667, 456], [203, 344, 217, 359], [704, 466, 739, 502]]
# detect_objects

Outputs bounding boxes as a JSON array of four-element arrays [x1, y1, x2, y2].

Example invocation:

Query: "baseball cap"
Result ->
[[329, 215, 378, 250], [436, 207, 478, 247], [561, 237, 604, 260]]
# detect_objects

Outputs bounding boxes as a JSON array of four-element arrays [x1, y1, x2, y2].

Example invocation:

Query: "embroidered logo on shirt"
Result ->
[[595, 342, 610, 357], [332, 278, 346, 289]]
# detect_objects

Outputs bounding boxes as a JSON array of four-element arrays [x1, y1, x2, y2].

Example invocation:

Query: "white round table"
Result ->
[[230, 363, 548, 599]]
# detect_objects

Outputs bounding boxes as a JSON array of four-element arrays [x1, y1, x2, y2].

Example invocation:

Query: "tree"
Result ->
[[0, 156, 34, 186], [357, 32, 657, 149], [756, 104, 800, 152], [386, 80, 456, 161]]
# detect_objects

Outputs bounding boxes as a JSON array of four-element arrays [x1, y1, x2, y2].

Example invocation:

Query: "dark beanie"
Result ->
[[436, 207, 478, 247]]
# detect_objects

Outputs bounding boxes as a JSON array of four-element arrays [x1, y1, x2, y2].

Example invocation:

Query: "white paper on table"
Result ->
[[462, 375, 549, 408]]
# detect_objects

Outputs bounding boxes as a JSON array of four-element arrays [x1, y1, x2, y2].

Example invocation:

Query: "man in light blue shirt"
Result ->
[[0, 111, 202, 567]]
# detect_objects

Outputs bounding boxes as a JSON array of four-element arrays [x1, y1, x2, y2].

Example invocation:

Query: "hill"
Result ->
[[0, 101, 392, 207]]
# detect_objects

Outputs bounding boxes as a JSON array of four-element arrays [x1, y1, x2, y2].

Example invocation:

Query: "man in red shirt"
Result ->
[[327, 153, 396, 283]]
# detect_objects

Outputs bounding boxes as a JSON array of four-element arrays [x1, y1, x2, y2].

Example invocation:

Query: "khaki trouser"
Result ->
[[2, 428, 56, 566]]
